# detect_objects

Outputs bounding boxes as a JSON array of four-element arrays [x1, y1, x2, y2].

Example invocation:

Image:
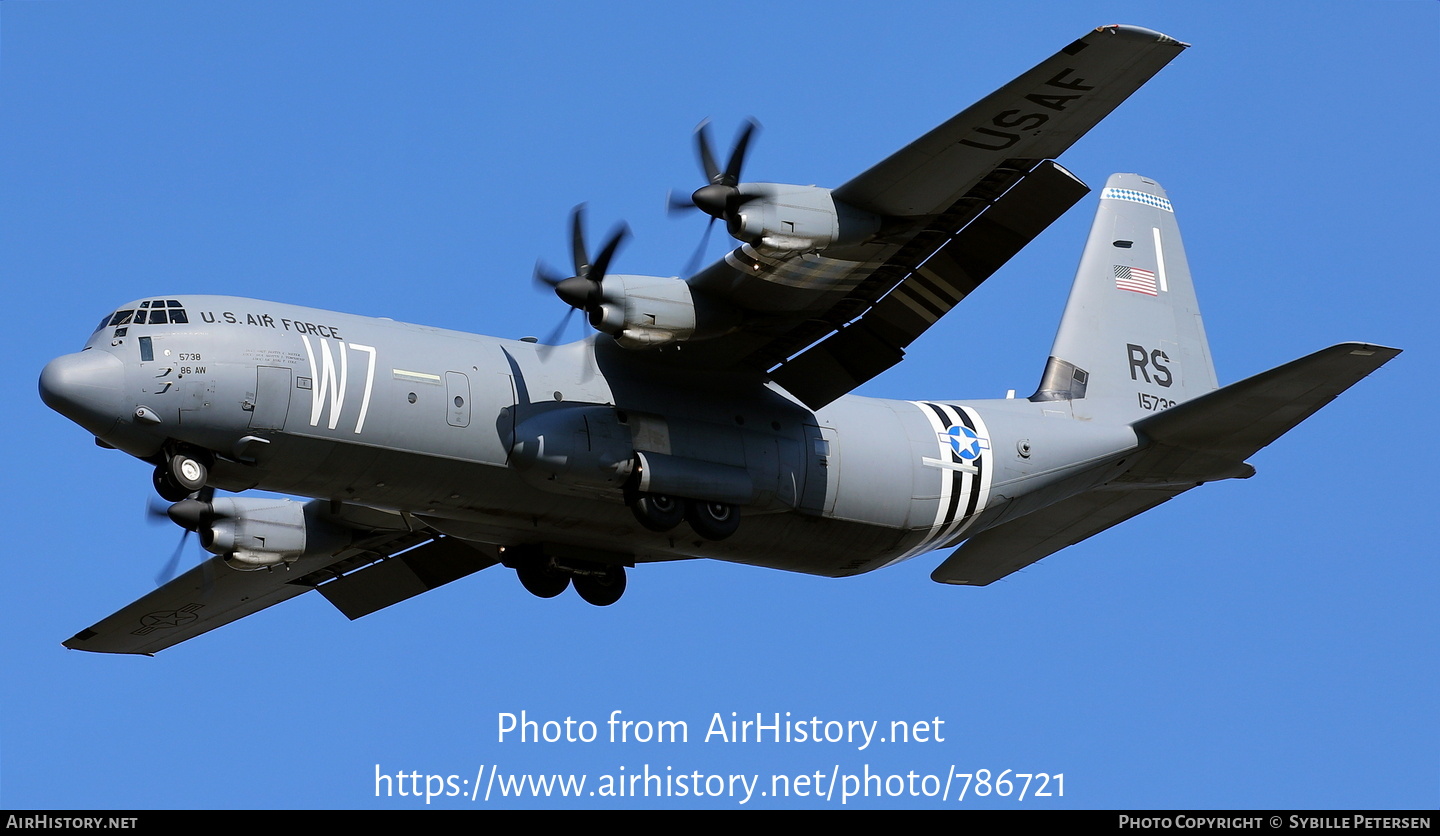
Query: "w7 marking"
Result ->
[[300, 335, 377, 433]]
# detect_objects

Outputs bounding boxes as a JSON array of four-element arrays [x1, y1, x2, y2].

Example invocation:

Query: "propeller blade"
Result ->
[[666, 189, 698, 217], [155, 530, 192, 587], [537, 306, 578, 359], [723, 119, 759, 186], [694, 119, 721, 184], [569, 204, 590, 276], [682, 216, 717, 276], [588, 223, 630, 285], [145, 495, 170, 525], [533, 260, 567, 290]]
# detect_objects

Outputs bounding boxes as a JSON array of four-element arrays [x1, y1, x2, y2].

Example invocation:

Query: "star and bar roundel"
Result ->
[[897, 401, 994, 562]]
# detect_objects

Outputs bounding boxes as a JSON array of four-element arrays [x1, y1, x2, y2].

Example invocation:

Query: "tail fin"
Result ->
[[1031, 173, 1217, 421]]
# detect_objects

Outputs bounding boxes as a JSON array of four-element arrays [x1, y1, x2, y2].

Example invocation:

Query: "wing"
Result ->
[[674, 25, 1187, 407], [64, 530, 497, 655]]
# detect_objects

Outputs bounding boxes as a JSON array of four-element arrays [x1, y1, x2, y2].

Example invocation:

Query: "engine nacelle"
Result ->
[[590, 274, 700, 349], [200, 497, 353, 571], [509, 405, 636, 497], [729, 184, 881, 252]]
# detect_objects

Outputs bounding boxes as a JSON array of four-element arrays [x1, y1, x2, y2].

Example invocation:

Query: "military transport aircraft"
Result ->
[[40, 25, 1399, 655]]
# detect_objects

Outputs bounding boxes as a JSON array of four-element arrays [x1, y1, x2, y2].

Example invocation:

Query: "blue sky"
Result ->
[[3, 1, 1436, 810]]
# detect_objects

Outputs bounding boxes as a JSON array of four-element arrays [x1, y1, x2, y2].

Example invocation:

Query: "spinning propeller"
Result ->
[[534, 205, 629, 346], [667, 119, 760, 273], [147, 486, 217, 587]]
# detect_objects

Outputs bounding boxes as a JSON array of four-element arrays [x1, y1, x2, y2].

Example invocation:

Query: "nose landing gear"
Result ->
[[152, 448, 211, 502]]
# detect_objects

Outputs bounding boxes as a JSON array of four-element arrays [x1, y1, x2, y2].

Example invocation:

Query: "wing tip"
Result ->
[[63, 628, 157, 656], [1094, 24, 1191, 49], [1336, 341, 1402, 358], [931, 575, 987, 587], [62, 642, 156, 657]]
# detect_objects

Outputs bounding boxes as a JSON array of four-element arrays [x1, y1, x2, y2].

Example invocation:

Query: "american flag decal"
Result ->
[[1114, 265, 1159, 295]]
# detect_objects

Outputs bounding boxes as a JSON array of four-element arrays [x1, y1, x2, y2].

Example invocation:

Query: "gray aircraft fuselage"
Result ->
[[49, 294, 1135, 579]]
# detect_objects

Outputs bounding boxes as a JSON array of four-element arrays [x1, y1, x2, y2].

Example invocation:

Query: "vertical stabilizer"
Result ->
[[1032, 173, 1217, 421]]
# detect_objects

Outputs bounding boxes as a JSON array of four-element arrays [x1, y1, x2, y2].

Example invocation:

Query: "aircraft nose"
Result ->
[[39, 351, 126, 437]]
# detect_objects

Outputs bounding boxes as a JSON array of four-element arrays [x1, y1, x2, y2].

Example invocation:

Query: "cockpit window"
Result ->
[[103, 301, 190, 330]]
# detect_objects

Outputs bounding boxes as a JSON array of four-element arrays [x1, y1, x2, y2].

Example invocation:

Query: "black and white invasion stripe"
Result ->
[[889, 401, 993, 565]]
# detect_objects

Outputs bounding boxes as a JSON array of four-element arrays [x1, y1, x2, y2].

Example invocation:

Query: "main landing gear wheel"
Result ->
[[515, 558, 570, 599], [573, 566, 627, 607], [630, 492, 685, 532], [686, 500, 740, 541]]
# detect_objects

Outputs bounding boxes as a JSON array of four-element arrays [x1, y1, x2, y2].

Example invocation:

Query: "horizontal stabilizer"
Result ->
[[932, 342, 1400, 586], [1127, 342, 1401, 480], [931, 486, 1188, 585]]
